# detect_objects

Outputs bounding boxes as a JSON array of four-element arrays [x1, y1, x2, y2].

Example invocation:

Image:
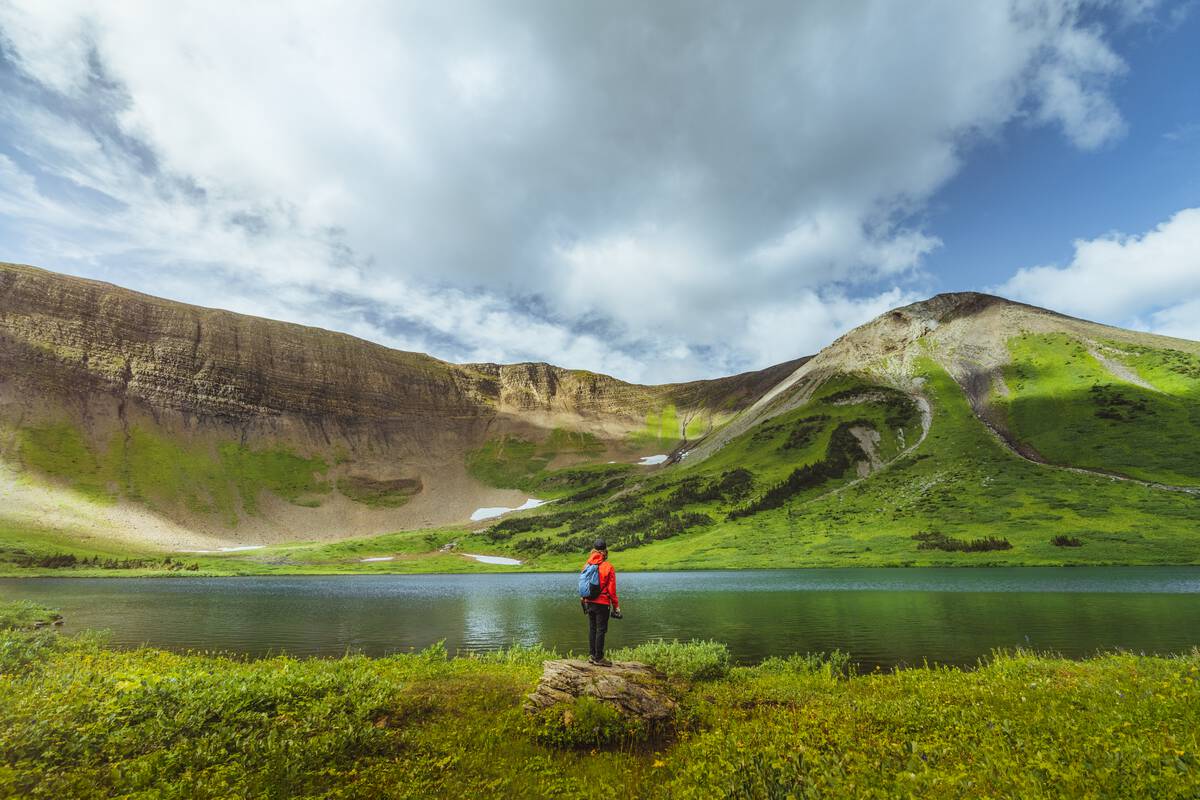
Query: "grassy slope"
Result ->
[[15, 423, 331, 524], [1000, 333, 1200, 486], [1, 626, 1197, 798]]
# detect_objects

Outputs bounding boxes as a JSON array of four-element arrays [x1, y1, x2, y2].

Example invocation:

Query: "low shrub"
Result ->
[[609, 639, 731, 681], [912, 530, 1013, 552], [755, 650, 852, 680], [7, 554, 200, 571], [528, 694, 647, 749], [1051, 534, 1084, 547], [2, 625, 1198, 798], [0, 601, 62, 631]]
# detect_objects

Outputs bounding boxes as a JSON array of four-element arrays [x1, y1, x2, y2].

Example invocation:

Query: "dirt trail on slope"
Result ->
[[1085, 344, 1160, 392]]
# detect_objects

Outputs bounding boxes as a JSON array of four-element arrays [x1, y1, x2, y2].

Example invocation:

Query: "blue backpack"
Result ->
[[578, 562, 602, 600]]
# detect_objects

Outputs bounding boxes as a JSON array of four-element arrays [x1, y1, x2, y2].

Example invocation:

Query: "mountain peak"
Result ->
[[893, 292, 1020, 326]]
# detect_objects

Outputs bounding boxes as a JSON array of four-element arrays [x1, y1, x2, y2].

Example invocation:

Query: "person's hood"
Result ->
[[586, 550, 606, 565]]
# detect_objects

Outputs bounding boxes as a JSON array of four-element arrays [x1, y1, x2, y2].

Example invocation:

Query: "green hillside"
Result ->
[[4, 284, 1200, 574], [999, 333, 1200, 486], [467, 353, 1200, 571]]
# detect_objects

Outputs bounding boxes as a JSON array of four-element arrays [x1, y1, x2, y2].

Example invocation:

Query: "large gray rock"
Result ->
[[525, 659, 676, 722]]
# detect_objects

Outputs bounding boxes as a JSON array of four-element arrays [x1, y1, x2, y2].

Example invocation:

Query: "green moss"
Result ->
[[116, 427, 237, 520], [17, 424, 113, 502], [627, 404, 684, 448], [466, 435, 547, 489], [683, 413, 710, 440], [337, 476, 422, 508], [542, 428, 604, 455]]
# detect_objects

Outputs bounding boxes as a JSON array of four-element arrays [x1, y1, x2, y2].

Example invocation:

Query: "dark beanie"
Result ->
[[593, 538, 607, 551]]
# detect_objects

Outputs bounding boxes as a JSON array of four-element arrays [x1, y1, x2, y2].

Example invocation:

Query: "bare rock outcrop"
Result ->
[[524, 659, 677, 723]]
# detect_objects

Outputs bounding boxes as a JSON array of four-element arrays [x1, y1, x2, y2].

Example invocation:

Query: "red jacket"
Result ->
[[585, 550, 619, 607]]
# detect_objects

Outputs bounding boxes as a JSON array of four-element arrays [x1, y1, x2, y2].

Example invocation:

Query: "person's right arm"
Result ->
[[604, 564, 620, 610]]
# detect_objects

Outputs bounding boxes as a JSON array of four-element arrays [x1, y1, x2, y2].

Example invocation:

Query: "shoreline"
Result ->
[[5, 559, 1200, 579]]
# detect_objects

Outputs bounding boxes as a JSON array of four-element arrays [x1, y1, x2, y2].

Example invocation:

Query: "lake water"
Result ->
[[2, 567, 1199, 669]]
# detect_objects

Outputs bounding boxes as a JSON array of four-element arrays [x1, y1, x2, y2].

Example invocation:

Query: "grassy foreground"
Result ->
[[1, 609, 1197, 798]]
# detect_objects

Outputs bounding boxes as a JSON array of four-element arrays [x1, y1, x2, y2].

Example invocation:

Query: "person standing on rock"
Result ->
[[580, 538, 621, 666]]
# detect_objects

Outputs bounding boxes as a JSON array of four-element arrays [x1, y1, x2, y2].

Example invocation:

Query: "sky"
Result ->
[[0, 1, 1197, 383]]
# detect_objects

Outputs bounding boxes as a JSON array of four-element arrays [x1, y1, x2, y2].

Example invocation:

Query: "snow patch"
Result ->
[[360, 556, 395, 562], [463, 553, 523, 565], [178, 545, 266, 554], [638, 454, 668, 466], [470, 498, 549, 522]]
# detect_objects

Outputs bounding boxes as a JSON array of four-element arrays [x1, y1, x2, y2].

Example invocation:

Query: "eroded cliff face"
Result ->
[[0, 262, 794, 545], [0, 263, 484, 425]]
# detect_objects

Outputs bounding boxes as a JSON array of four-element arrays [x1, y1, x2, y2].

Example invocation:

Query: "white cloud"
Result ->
[[740, 289, 923, 369], [1030, 23, 1128, 149], [0, 1, 1155, 380], [993, 207, 1200, 338], [1148, 298, 1200, 341]]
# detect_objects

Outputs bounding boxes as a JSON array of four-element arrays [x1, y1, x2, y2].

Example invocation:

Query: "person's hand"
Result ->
[[611, 607, 623, 619]]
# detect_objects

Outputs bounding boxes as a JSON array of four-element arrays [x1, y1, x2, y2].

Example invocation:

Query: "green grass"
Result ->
[[17, 425, 111, 503], [0, 519, 535, 577], [0, 518, 192, 577], [543, 428, 604, 456], [15, 421, 331, 524], [1000, 333, 1200, 486], [1, 625, 1196, 798], [466, 428, 607, 490], [466, 436, 549, 489], [0, 601, 59, 630], [217, 443, 330, 513]]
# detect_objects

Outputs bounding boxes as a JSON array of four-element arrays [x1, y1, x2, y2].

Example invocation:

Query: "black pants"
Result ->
[[586, 602, 610, 660]]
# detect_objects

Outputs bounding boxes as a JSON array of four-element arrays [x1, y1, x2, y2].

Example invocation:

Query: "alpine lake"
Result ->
[[2, 566, 1198, 670]]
